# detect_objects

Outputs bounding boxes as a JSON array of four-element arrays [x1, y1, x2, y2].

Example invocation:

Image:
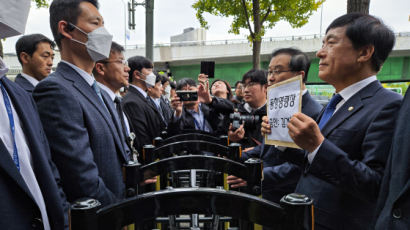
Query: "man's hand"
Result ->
[[261, 116, 271, 135], [140, 176, 157, 186], [228, 124, 245, 142], [197, 74, 212, 104], [171, 95, 183, 117], [227, 175, 247, 188], [288, 112, 324, 152]]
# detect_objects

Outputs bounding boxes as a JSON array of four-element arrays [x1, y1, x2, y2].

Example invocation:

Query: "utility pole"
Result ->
[[128, 0, 154, 61]]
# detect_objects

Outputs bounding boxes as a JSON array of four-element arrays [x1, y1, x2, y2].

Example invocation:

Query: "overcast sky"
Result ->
[[3, 0, 409, 53]]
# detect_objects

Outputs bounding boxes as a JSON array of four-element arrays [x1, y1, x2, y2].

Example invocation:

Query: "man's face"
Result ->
[[243, 79, 266, 108], [25, 42, 54, 80], [316, 26, 361, 86], [268, 54, 299, 86], [70, 2, 104, 55], [103, 51, 130, 90], [162, 81, 169, 95], [235, 83, 243, 97], [148, 81, 162, 99], [137, 67, 153, 81], [180, 84, 198, 107]]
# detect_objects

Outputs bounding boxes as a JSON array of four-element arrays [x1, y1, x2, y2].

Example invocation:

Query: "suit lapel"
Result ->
[[320, 81, 381, 136], [15, 74, 35, 93], [0, 78, 37, 202], [101, 92, 127, 161]]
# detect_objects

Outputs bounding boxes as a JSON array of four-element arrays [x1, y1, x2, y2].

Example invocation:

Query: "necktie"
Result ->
[[114, 96, 128, 138], [0, 79, 20, 170], [318, 94, 343, 130], [92, 81, 109, 112]]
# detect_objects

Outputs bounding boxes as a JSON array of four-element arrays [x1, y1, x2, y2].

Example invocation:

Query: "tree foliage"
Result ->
[[192, 0, 324, 68]]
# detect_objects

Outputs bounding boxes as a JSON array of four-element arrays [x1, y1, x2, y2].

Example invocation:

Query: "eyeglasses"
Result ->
[[268, 69, 293, 76], [100, 59, 128, 66]]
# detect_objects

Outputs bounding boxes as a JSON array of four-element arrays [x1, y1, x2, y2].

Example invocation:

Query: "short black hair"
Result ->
[[326, 13, 395, 72], [49, 0, 99, 48], [153, 71, 162, 83], [170, 81, 176, 89], [234, 80, 242, 88], [15, 34, 55, 65], [271, 48, 310, 82], [242, 69, 267, 86], [176, 78, 197, 90], [110, 41, 124, 54], [160, 75, 169, 85], [127, 56, 153, 83]]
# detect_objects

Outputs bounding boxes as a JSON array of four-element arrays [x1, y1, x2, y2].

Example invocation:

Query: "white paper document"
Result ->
[[265, 75, 302, 148]]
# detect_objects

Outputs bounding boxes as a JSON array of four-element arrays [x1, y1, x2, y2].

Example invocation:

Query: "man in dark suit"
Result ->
[[267, 13, 402, 229], [14, 34, 55, 93], [33, 0, 129, 206], [374, 88, 410, 229], [169, 78, 234, 136], [228, 48, 322, 204], [122, 56, 165, 153], [0, 0, 68, 229]]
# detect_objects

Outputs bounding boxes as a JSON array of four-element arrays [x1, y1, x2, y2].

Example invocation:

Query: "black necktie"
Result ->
[[114, 96, 128, 139]]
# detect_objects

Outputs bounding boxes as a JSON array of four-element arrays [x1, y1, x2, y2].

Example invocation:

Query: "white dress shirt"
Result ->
[[98, 83, 130, 134], [20, 72, 40, 87], [307, 76, 378, 163], [61, 60, 94, 86], [0, 58, 50, 230]]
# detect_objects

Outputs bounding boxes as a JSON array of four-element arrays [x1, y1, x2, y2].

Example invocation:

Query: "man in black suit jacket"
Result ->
[[229, 48, 323, 204], [0, 1, 68, 228], [265, 13, 402, 229], [169, 78, 234, 136], [14, 34, 55, 93], [34, 0, 129, 206], [122, 56, 165, 153], [374, 88, 410, 229]]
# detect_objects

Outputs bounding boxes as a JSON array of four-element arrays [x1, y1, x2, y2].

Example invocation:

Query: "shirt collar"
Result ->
[[338, 75, 377, 102], [20, 72, 40, 87], [244, 102, 266, 113], [61, 60, 94, 86], [0, 57, 9, 78], [130, 84, 147, 98], [302, 89, 308, 95], [151, 97, 161, 107], [97, 82, 116, 101]]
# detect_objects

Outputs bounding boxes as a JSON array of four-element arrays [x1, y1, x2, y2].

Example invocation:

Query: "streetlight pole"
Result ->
[[319, 2, 324, 39], [121, 0, 127, 49]]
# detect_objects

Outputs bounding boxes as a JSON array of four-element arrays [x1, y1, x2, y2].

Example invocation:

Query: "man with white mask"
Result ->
[[122, 56, 166, 154], [0, 0, 68, 229], [33, 0, 130, 207]]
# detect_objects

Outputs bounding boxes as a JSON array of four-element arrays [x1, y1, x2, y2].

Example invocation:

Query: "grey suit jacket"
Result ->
[[33, 62, 128, 206]]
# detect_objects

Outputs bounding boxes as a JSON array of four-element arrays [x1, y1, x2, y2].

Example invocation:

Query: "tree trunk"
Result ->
[[252, 0, 261, 69], [347, 0, 370, 14], [252, 40, 261, 69], [0, 40, 3, 58]]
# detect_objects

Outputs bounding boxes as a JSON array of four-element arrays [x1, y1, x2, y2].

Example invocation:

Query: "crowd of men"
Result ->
[[1, 0, 410, 229]]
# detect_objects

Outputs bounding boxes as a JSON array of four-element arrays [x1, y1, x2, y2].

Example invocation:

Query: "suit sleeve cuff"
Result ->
[[307, 142, 323, 163]]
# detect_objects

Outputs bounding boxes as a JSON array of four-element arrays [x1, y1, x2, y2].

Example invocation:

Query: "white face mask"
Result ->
[[164, 85, 171, 98], [144, 72, 156, 88], [0, 0, 30, 39], [69, 23, 113, 62]]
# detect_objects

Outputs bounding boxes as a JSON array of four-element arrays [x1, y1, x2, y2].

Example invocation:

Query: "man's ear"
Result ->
[[94, 63, 105, 76], [357, 45, 375, 63], [58, 21, 73, 40], [20, 52, 30, 65]]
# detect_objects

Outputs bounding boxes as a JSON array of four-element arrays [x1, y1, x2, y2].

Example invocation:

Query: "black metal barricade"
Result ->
[[70, 188, 313, 230]]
